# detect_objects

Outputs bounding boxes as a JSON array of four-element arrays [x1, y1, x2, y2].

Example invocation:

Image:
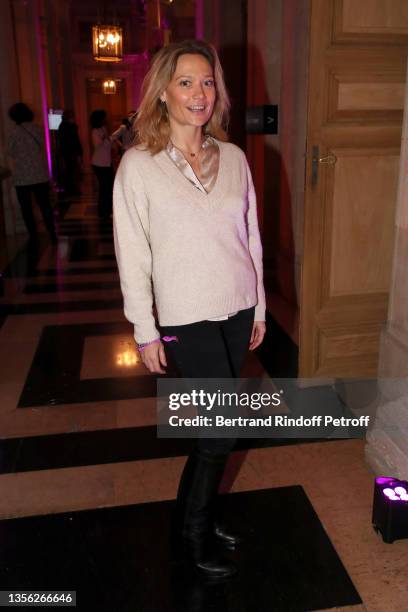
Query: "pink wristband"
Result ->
[[137, 335, 178, 351], [137, 338, 161, 352]]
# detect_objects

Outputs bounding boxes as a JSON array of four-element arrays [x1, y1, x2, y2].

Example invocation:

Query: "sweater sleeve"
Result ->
[[245, 156, 266, 321], [113, 153, 160, 343]]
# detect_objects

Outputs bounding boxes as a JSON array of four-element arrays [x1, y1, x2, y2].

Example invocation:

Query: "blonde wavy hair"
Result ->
[[135, 40, 230, 154]]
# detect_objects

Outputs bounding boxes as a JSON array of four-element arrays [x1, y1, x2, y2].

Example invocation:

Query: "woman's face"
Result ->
[[161, 53, 216, 130]]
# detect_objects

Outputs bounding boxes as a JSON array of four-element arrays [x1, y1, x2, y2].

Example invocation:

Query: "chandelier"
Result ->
[[102, 79, 117, 95], [92, 25, 123, 62]]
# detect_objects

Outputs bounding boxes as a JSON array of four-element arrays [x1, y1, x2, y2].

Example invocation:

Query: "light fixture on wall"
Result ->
[[102, 79, 117, 94], [92, 24, 123, 62]]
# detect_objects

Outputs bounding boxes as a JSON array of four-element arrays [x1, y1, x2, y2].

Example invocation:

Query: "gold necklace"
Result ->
[[171, 139, 203, 158]]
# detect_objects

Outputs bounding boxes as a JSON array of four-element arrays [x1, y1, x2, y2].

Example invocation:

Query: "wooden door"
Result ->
[[299, 0, 408, 377]]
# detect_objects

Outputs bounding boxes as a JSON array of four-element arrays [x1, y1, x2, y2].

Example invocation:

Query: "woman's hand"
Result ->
[[249, 321, 266, 351], [140, 341, 167, 374]]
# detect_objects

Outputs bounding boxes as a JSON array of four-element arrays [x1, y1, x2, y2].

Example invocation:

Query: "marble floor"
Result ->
[[0, 179, 407, 611]]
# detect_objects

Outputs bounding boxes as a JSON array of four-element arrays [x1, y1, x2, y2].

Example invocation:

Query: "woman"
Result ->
[[7, 102, 57, 243], [113, 40, 266, 579], [90, 109, 113, 219]]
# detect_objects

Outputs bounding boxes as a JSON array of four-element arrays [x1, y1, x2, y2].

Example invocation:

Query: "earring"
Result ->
[[160, 99, 167, 114]]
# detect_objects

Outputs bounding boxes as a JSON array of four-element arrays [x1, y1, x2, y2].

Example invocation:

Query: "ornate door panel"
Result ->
[[299, 0, 408, 377]]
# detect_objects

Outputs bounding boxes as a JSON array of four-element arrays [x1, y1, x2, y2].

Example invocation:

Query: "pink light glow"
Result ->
[[394, 486, 407, 496], [34, 4, 52, 176], [376, 477, 394, 485]]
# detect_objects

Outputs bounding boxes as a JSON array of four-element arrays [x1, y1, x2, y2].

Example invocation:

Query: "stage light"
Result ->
[[372, 477, 408, 543]]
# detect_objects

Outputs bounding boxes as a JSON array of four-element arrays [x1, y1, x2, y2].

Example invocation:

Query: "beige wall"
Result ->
[[378, 59, 408, 396], [365, 59, 408, 475]]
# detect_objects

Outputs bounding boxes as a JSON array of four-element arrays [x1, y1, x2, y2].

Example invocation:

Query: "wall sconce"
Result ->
[[92, 25, 123, 62], [103, 79, 117, 95]]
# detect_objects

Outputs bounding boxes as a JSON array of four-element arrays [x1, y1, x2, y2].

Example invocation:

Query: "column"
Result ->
[[365, 60, 408, 479], [0, 0, 24, 235]]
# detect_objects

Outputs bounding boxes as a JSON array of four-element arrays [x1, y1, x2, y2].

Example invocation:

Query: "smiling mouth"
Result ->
[[187, 105, 206, 112]]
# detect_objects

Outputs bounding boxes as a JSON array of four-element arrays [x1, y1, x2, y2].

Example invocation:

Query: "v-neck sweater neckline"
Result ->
[[153, 138, 227, 207], [165, 136, 219, 195]]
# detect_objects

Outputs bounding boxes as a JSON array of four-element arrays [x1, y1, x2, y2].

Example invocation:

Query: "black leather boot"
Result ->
[[175, 452, 241, 550], [214, 523, 241, 549], [173, 449, 237, 579]]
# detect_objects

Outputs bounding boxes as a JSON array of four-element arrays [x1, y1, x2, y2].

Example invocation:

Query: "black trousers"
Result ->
[[160, 306, 255, 455], [92, 165, 113, 218], [15, 182, 56, 240]]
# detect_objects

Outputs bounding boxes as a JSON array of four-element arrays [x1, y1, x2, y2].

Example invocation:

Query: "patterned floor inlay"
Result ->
[[0, 425, 339, 474], [0, 486, 362, 612]]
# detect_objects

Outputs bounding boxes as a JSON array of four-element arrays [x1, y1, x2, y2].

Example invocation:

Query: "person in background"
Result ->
[[90, 109, 113, 219], [111, 110, 137, 155], [7, 102, 57, 244], [57, 110, 83, 197]]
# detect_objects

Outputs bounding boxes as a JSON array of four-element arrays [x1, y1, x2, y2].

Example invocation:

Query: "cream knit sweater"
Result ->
[[113, 139, 266, 343]]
